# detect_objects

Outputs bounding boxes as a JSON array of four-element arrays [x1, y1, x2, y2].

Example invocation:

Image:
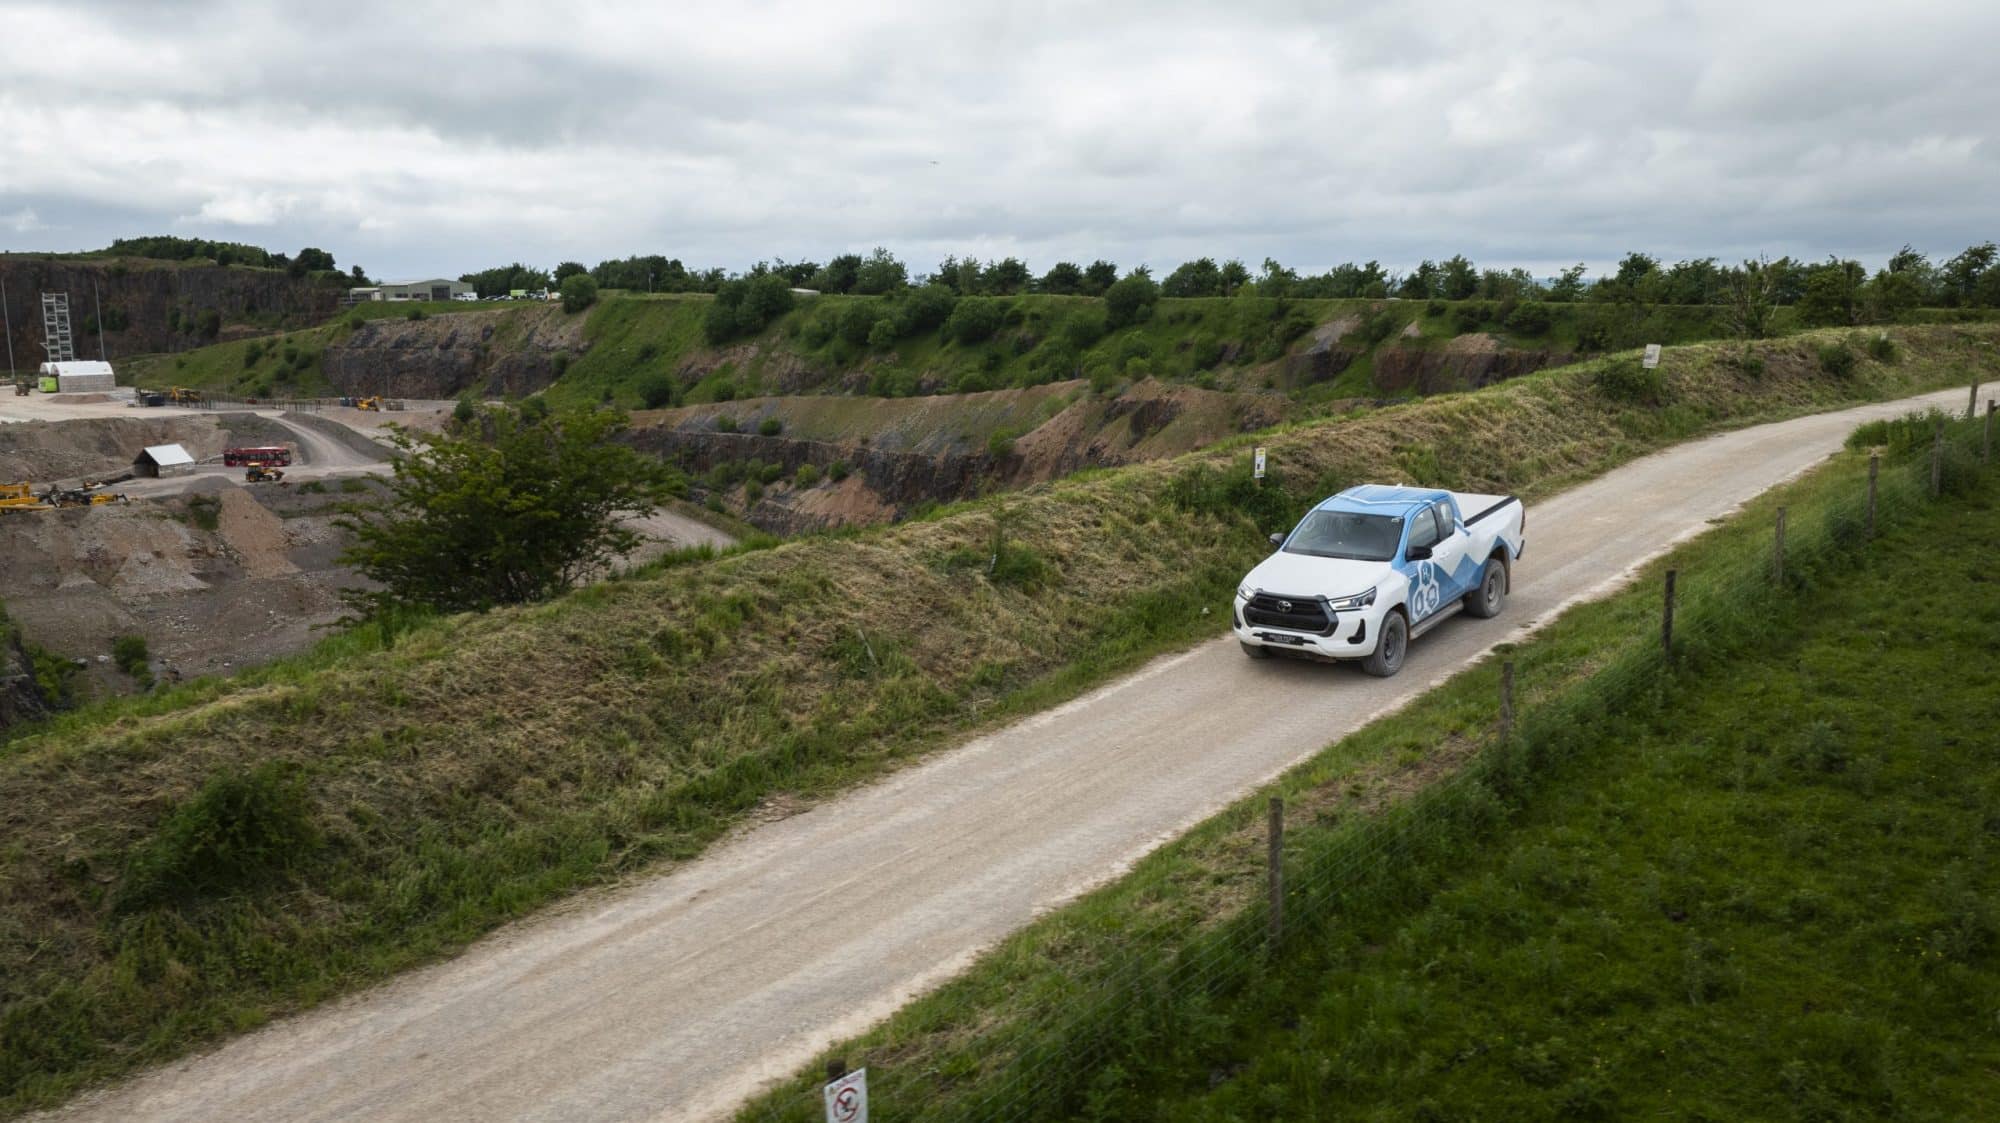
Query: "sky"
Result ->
[[1, 0, 1996, 282]]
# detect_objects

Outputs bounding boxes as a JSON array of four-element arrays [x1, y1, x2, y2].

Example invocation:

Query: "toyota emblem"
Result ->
[[1277, 599, 1293, 611]]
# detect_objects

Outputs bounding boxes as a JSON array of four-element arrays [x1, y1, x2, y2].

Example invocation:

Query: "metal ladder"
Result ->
[[41, 292, 75, 363]]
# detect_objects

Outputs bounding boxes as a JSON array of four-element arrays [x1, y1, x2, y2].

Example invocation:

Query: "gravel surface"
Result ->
[[33, 388, 1971, 1123]]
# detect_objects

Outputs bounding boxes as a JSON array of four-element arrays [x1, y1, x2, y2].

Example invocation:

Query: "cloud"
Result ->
[[0, 0, 1994, 279], [3, 208, 45, 233]]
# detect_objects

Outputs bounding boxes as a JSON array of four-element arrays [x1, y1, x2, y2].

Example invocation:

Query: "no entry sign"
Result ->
[[823, 1068, 867, 1123]]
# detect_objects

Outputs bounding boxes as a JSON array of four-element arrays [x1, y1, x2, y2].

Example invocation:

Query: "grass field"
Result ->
[[0, 325, 1994, 1115], [732, 410, 2000, 1121]]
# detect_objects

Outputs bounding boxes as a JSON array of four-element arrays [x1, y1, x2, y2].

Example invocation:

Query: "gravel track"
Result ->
[[35, 388, 1971, 1123]]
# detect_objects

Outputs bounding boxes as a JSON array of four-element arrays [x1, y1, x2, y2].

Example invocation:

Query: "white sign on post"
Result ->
[[1641, 343, 1662, 370], [823, 1068, 867, 1123], [1253, 446, 1267, 480]]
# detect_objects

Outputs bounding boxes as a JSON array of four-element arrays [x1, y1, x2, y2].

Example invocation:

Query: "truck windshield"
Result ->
[[1281, 510, 1404, 561]]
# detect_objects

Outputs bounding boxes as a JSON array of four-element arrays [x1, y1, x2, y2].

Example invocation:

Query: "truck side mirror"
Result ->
[[1268, 532, 1284, 548], [1406, 544, 1433, 561]]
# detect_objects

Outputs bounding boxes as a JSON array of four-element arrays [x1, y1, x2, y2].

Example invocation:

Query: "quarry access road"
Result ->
[[39, 387, 1976, 1123]]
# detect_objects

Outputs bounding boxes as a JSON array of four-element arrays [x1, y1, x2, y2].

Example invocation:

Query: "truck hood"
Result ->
[[1239, 551, 1388, 599]]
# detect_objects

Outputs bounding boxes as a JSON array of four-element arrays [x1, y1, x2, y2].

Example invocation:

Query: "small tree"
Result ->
[[338, 406, 679, 614], [560, 273, 599, 314], [1103, 272, 1159, 329]]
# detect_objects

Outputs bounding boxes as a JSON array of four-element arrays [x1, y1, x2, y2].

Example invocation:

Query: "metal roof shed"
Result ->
[[134, 443, 197, 478], [39, 360, 117, 394]]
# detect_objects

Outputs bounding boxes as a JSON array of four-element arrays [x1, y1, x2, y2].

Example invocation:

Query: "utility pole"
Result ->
[[92, 278, 109, 361], [1, 272, 14, 381]]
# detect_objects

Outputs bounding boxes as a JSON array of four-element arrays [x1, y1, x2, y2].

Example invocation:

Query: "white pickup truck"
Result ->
[[1232, 485, 1526, 676]]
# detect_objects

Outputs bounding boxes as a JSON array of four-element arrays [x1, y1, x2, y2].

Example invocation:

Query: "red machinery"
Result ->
[[223, 446, 293, 467]]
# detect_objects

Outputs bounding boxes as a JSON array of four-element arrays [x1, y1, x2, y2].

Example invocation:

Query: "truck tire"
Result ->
[[1464, 556, 1507, 618], [1361, 611, 1407, 677], [1240, 640, 1271, 660]]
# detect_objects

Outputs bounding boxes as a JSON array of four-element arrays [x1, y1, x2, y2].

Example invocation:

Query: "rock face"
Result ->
[[0, 257, 338, 367], [0, 614, 51, 731], [1371, 340, 1578, 394], [321, 306, 589, 398]]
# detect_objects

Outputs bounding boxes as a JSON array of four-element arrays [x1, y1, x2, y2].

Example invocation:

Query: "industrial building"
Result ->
[[37, 360, 117, 394], [346, 279, 473, 303], [133, 444, 196, 478]]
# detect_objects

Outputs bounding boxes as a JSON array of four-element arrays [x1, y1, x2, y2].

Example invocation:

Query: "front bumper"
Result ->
[[1233, 596, 1381, 658]]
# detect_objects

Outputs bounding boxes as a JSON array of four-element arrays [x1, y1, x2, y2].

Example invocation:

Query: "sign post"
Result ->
[[1253, 446, 1267, 484], [1641, 343, 1662, 370], [823, 1067, 867, 1123]]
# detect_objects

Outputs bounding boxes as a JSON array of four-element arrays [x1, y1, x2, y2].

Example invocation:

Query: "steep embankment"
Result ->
[[1, 325, 1993, 1115], [0, 607, 51, 732], [0, 256, 338, 365], [628, 378, 1289, 532]]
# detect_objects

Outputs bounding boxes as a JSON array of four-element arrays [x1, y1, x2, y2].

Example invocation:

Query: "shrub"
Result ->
[[758, 417, 783, 437], [406, 307, 426, 321], [637, 374, 675, 409], [560, 273, 599, 314], [1505, 301, 1553, 335], [987, 431, 1017, 459], [744, 479, 765, 503], [111, 634, 150, 680], [715, 415, 738, 433], [1062, 311, 1107, 350], [185, 495, 222, 531], [1103, 273, 1160, 329], [1817, 342, 1857, 379], [114, 762, 320, 912], [1451, 308, 1482, 334], [345, 314, 364, 330], [947, 298, 1005, 345], [867, 318, 898, 349], [551, 352, 571, 377], [1591, 358, 1664, 405], [828, 459, 851, 482], [1864, 334, 1898, 363], [243, 341, 264, 367], [794, 463, 821, 487], [758, 461, 784, 485], [1737, 349, 1766, 379], [1426, 299, 1447, 317]]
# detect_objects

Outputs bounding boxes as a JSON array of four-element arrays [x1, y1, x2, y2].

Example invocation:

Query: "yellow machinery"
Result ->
[[168, 386, 204, 405], [355, 396, 382, 411], [1, 483, 51, 511], [245, 465, 285, 484]]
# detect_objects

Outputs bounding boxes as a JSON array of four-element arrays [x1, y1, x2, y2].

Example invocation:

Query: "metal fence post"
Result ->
[[1499, 660, 1515, 742], [1266, 797, 1284, 953], [1867, 455, 1879, 537], [1662, 570, 1677, 666], [1985, 401, 1994, 464], [1774, 507, 1786, 586]]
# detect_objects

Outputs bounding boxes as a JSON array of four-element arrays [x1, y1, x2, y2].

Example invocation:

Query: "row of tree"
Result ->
[[99, 237, 369, 284], [459, 242, 2000, 316]]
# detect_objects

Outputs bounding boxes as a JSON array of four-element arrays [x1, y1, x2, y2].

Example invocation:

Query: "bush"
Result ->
[[828, 459, 851, 482], [114, 763, 320, 912], [1737, 349, 1766, 379], [406, 307, 426, 321], [111, 634, 150, 682], [1505, 301, 1553, 335], [551, 352, 570, 377], [1426, 299, 1447, 317], [794, 463, 821, 488], [987, 431, 1017, 458], [1864, 334, 1898, 363], [1818, 342, 1857, 379], [1451, 308, 1482, 334], [867, 318, 898, 349], [345, 314, 364, 330], [715, 415, 738, 433], [744, 479, 764, 503], [243, 341, 264, 367], [947, 298, 1005, 345], [758, 461, 784, 485], [637, 374, 675, 409], [1103, 273, 1160, 330], [1591, 358, 1664, 405], [560, 273, 599, 314], [758, 417, 783, 437]]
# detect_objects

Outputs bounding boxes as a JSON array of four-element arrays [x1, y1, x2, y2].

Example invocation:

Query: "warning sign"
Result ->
[[1641, 343, 1662, 370], [1253, 446, 1267, 479], [823, 1068, 867, 1123]]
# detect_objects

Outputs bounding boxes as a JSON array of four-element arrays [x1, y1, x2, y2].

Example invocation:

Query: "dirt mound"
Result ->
[[0, 416, 229, 483], [214, 488, 298, 578]]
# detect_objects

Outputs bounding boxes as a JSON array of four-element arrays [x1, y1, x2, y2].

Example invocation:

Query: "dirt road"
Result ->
[[37, 388, 1973, 1123]]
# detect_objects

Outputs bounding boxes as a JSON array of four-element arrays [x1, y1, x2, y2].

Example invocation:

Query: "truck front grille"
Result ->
[[1242, 593, 1334, 635]]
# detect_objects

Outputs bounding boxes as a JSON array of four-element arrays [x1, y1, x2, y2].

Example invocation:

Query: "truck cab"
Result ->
[[1232, 485, 1526, 676]]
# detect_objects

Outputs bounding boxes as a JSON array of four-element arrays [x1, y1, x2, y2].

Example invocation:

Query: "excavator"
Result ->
[[0, 481, 127, 511], [168, 386, 204, 406], [355, 396, 382, 411]]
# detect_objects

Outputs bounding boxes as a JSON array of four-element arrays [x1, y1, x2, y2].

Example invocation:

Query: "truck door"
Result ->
[[1427, 499, 1473, 600]]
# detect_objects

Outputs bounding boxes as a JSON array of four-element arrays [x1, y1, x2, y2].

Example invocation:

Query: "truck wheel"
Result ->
[[1361, 611, 1407, 677], [1240, 640, 1271, 660], [1464, 557, 1507, 618]]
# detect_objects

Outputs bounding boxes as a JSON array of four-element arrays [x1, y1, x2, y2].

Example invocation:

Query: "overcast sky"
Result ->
[[1, 0, 1995, 282]]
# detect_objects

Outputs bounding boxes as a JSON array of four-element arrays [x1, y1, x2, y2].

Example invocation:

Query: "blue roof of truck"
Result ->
[[1315, 484, 1448, 516]]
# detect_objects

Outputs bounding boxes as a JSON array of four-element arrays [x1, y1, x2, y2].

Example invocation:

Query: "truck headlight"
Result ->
[[1237, 584, 1255, 601], [1328, 587, 1377, 611]]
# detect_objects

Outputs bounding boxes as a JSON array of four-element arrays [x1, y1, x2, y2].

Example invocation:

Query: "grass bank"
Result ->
[[734, 410, 1999, 1120], [0, 325, 1994, 1114]]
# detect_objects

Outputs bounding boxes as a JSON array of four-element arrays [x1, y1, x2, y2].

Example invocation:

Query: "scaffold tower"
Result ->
[[41, 292, 76, 364]]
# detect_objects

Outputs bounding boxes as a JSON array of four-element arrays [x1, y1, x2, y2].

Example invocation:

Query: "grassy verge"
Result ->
[[0, 326, 1994, 1115], [734, 411, 1998, 1120]]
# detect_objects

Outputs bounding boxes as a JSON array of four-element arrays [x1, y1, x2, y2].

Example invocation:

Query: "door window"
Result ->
[[1406, 506, 1441, 552]]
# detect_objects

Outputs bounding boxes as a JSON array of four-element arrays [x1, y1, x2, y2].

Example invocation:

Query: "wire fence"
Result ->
[[739, 404, 1995, 1123]]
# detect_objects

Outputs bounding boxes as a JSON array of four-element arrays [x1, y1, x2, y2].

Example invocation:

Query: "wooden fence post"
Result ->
[[1267, 797, 1284, 953], [1499, 660, 1515, 742], [1971, 378, 1981, 421], [1931, 417, 1945, 498], [1774, 507, 1787, 586], [1867, 455, 1879, 537], [1662, 570, 1677, 666], [1985, 401, 1994, 464]]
